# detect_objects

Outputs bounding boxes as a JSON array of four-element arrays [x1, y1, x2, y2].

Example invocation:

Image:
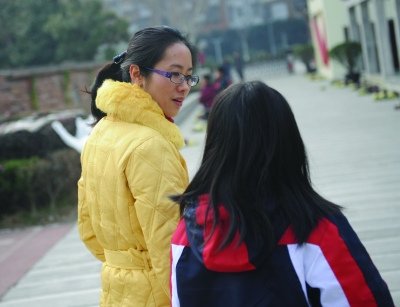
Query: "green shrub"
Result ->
[[248, 50, 270, 63], [35, 149, 81, 217], [293, 44, 315, 72], [30, 76, 39, 110], [0, 149, 81, 225], [329, 41, 362, 74], [329, 41, 362, 84], [0, 157, 39, 215]]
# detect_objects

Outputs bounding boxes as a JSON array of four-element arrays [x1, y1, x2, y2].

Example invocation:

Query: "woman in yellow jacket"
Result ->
[[78, 26, 199, 306]]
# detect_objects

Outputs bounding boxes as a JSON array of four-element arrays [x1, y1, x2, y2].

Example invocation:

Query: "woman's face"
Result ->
[[143, 43, 194, 118]]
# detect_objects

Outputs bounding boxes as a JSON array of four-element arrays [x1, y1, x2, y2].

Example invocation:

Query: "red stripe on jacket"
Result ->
[[279, 218, 377, 306]]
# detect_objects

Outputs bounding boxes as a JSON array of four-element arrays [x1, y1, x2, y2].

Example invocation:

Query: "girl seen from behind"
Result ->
[[170, 81, 394, 307]]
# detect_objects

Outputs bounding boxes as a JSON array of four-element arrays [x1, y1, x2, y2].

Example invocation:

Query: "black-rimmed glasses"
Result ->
[[144, 67, 199, 87]]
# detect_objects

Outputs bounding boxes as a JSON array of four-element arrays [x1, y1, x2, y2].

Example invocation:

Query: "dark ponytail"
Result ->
[[88, 61, 124, 126]]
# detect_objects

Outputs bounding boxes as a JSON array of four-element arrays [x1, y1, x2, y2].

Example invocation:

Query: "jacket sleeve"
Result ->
[[302, 215, 394, 306], [77, 161, 105, 262], [126, 136, 188, 298]]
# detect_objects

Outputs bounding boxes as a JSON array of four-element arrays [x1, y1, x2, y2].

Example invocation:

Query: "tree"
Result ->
[[44, 0, 128, 63], [0, 0, 59, 68], [0, 0, 128, 69]]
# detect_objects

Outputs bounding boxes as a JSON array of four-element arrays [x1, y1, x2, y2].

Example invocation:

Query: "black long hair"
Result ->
[[172, 81, 341, 250], [87, 26, 198, 125]]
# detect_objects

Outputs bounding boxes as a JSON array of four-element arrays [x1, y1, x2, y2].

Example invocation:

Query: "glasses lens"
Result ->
[[169, 72, 199, 86], [170, 73, 184, 84], [189, 76, 199, 86]]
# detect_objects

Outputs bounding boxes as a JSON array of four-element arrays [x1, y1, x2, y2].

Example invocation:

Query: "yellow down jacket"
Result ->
[[78, 80, 188, 306]]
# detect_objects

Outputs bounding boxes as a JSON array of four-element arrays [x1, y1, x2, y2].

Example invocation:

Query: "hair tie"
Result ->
[[113, 51, 127, 65]]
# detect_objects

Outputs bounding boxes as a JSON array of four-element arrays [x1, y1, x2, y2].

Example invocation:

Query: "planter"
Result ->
[[345, 72, 360, 85]]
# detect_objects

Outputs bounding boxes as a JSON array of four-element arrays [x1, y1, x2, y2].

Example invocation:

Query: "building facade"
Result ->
[[307, 0, 400, 92], [102, 0, 308, 36], [307, 0, 349, 79], [343, 0, 400, 92]]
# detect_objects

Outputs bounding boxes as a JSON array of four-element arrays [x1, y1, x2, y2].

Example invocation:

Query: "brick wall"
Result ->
[[0, 76, 31, 117], [0, 63, 100, 120]]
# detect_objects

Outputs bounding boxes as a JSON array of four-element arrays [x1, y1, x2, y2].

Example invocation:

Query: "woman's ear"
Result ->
[[129, 64, 143, 86]]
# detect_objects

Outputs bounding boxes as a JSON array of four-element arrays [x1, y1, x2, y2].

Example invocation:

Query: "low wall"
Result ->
[[0, 62, 102, 120]]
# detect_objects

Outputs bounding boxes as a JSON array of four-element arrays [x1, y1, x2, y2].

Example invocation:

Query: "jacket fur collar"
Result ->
[[96, 80, 185, 149]]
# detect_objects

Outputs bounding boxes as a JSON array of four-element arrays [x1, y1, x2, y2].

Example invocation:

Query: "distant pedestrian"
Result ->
[[214, 66, 232, 93], [170, 81, 395, 307], [198, 51, 206, 67], [233, 51, 244, 81], [221, 56, 231, 79], [198, 74, 218, 120], [286, 48, 294, 74], [78, 25, 198, 307]]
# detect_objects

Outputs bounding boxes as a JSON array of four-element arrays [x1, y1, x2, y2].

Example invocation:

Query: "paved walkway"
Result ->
[[0, 67, 399, 306], [0, 224, 74, 298]]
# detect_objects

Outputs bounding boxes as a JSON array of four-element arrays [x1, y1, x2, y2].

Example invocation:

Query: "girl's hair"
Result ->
[[88, 26, 198, 125], [203, 74, 211, 82], [172, 81, 341, 250]]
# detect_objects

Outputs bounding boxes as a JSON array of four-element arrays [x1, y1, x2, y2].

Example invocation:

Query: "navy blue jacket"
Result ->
[[171, 194, 394, 307]]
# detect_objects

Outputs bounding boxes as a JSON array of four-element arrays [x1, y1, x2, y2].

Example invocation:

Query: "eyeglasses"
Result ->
[[144, 67, 199, 87]]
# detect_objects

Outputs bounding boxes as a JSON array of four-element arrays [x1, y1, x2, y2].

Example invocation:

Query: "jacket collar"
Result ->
[[96, 80, 185, 149]]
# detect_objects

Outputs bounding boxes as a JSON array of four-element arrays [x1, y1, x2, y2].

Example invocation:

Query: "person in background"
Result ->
[[233, 51, 244, 81], [286, 48, 294, 74], [198, 51, 206, 67], [198, 74, 218, 120], [214, 66, 232, 93], [170, 81, 394, 307], [221, 56, 231, 79], [78, 25, 198, 307]]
